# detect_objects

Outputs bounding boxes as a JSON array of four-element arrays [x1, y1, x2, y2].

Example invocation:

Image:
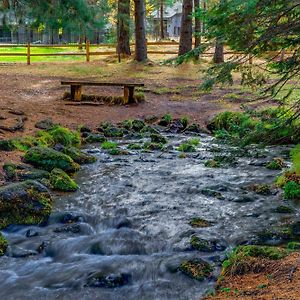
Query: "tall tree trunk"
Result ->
[[178, 0, 193, 56], [117, 0, 131, 56], [134, 0, 147, 61], [194, 0, 201, 59], [213, 37, 224, 63], [160, 0, 164, 40], [202, 0, 207, 34]]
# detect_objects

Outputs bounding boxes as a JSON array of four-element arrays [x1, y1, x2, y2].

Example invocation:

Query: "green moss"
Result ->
[[221, 245, 289, 276], [3, 163, 16, 180], [284, 181, 300, 200], [177, 138, 200, 153], [24, 146, 80, 173], [248, 184, 271, 195], [179, 259, 212, 281], [163, 114, 172, 124], [47, 126, 81, 147], [189, 218, 212, 228], [84, 134, 107, 144], [132, 119, 146, 132], [121, 119, 133, 131], [291, 144, 300, 174], [49, 168, 78, 192], [180, 116, 189, 128], [108, 148, 129, 156], [205, 159, 221, 168], [266, 158, 286, 170], [101, 141, 118, 150], [0, 233, 8, 256]]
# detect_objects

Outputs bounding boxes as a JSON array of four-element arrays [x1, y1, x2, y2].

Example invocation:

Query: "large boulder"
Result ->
[[24, 147, 80, 173], [0, 180, 52, 229], [49, 168, 78, 192]]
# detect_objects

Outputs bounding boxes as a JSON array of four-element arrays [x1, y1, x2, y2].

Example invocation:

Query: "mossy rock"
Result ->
[[108, 148, 129, 156], [275, 205, 294, 214], [47, 126, 81, 147], [132, 119, 146, 132], [179, 259, 212, 281], [0, 233, 8, 256], [221, 245, 289, 276], [177, 143, 196, 153], [287, 242, 300, 250], [24, 147, 80, 173], [205, 159, 221, 168], [0, 180, 52, 229], [201, 189, 224, 200], [49, 168, 78, 192], [85, 272, 132, 288], [186, 123, 201, 133], [127, 143, 143, 150], [143, 142, 164, 151], [158, 114, 172, 127], [3, 163, 17, 180], [140, 125, 159, 135], [0, 140, 16, 151], [189, 218, 213, 228], [84, 133, 107, 144], [266, 157, 286, 170], [190, 235, 224, 252], [62, 147, 96, 164], [150, 133, 168, 144], [247, 184, 271, 195], [100, 124, 124, 138]]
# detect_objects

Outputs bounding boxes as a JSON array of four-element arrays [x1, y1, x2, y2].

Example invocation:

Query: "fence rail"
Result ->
[[0, 41, 288, 65]]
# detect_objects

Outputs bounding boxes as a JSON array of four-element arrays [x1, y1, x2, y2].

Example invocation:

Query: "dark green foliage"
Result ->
[[177, 138, 200, 153], [287, 242, 300, 250], [47, 126, 81, 147], [0, 180, 52, 229], [3, 163, 16, 180], [208, 110, 300, 146], [266, 158, 286, 170], [24, 147, 80, 173], [0, 140, 16, 151], [179, 259, 212, 281], [101, 141, 118, 150], [49, 168, 78, 192], [158, 114, 173, 126], [248, 184, 271, 195], [284, 181, 300, 200], [132, 119, 146, 132]]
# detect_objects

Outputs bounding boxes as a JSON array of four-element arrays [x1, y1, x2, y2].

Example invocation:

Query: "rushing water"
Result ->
[[0, 132, 297, 300]]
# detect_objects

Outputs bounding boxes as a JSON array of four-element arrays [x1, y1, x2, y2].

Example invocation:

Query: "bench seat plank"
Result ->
[[61, 81, 144, 87]]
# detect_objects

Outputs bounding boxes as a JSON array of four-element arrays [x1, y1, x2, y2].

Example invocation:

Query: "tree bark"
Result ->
[[134, 0, 148, 61], [213, 37, 224, 63], [117, 0, 131, 56], [160, 0, 164, 40], [178, 0, 193, 56], [194, 0, 201, 49]]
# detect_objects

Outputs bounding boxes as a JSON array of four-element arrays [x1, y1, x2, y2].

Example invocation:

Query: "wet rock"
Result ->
[[99, 123, 124, 138], [266, 157, 286, 170], [36, 241, 49, 253], [291, 221, 300, 236], [62, 147, 97, 165], [60, 213, 85, 224], [143, 142, 164, 151], [53, 224, 81, 233], [49, 168, 78, 192], [150, 133, 167, 144], [233, 195, 254, 203], [0, 232, 8, 256], [254, 227, 293, 246], [144, 115, 159, 124], [35, 118, 55, 130], [115, 217, 132, 229], [167, 119, 185, 133], [127, 143, 143, 150], [0, 180, 52, 229], [246, 184, 272, 195], [201, 189, 224, 200], [190, 236, 226, 252], [24, 147, 80, 173], [84, 133, 107, 144], [85, 272, 132, 288], [185, 123, 202, 133], [25, 229, 39, 238], [108, 148, 129, 156], [179, 259, 212, 281], [11, 246, 38, 258], [79, 125, 92, 133]]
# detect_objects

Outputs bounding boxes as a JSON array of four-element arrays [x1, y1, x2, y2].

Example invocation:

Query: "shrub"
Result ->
[[284, 181, 300, 200]]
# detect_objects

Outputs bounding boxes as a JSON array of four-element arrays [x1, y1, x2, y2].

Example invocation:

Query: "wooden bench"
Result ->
[[61, 81, 145, 104]]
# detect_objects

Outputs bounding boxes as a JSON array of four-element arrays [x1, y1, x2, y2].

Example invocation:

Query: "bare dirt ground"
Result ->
[[205, 253, 300, 300]]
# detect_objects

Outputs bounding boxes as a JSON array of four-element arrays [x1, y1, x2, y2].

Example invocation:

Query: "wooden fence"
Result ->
[[0, 41, 286, 65], [0, 41, 246, 65]]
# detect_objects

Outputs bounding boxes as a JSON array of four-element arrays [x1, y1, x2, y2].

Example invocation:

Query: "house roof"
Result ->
[[151, 1, 182, 19]]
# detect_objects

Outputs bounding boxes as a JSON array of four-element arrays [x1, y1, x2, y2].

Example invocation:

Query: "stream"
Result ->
[[0, 132, 297, 300]]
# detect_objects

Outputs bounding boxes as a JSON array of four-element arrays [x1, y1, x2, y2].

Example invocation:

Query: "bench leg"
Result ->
[[71, 85, 82, 101], [124, 86, 135, 104]]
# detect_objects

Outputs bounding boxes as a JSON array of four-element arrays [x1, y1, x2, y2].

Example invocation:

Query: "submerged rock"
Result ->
[[85, 272, 132, 288], [84, 133, 107, 144], [0, 180, 52, 229], [189, 218, 213, 228], [179, 259, 212, 281], [62, 147, 97, 164], [150, 133, 168, 144], [24, 147, 80, 173]]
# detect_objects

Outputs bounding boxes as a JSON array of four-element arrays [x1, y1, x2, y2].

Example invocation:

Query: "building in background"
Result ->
[[149, 1, 182, 40]]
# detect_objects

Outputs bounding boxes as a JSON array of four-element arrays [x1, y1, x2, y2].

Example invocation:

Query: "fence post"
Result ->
[[27, 43, 31, 65], [86, 40, 90, 62]]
